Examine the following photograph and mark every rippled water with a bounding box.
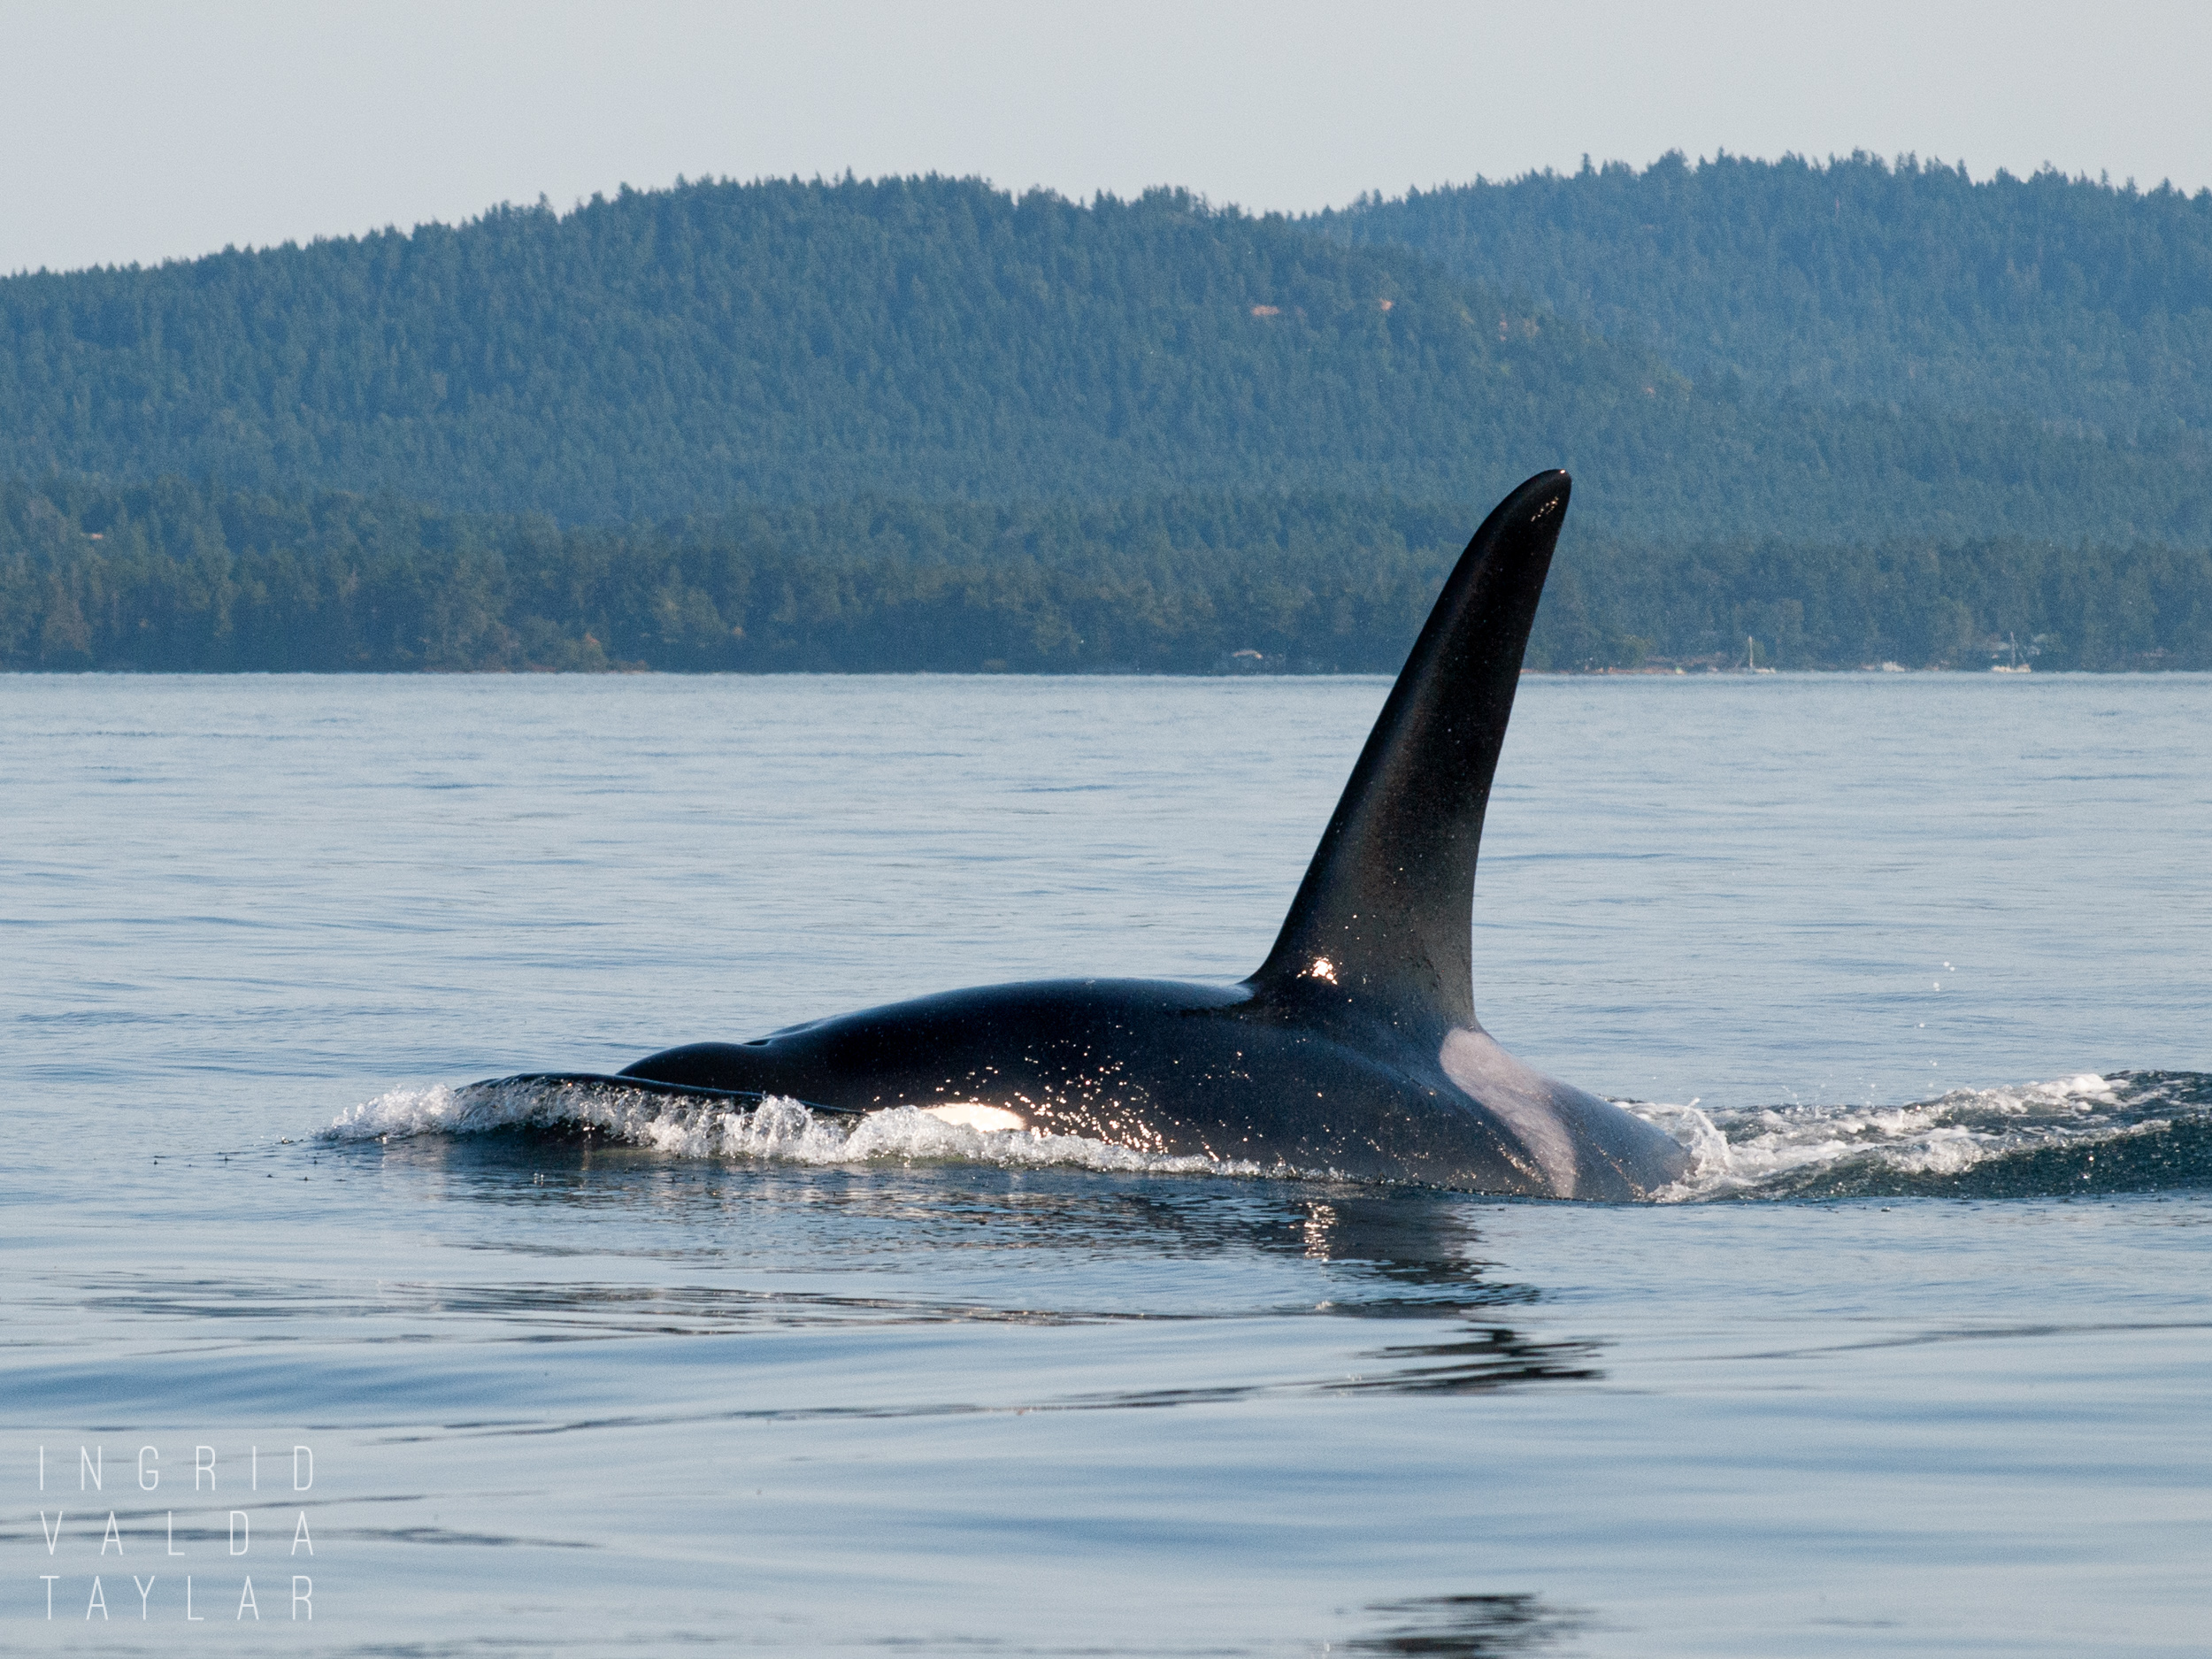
[4,672,2209,1655]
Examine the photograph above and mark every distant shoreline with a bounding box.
[6,664,2203,680]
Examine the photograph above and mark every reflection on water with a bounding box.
[1048,1323,1601,1411]
[1352,1594,1586,1657]
[50,1148,1609,1409]
[380,1133,1527,1282]
[1330,1326,1602,1395]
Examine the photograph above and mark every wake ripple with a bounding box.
[321,1071,2212,1201]
[1629,1071,2212,1201]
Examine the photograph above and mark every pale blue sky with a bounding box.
[4,0,2206,275]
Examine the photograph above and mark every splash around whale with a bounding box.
[473,472,1691,1200]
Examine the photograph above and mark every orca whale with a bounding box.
[485,471,1690,1199]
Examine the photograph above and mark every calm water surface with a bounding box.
[4,672,2208,1655]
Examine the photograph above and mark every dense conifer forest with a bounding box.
[7,476,2202,672]
[3,158,2207,672]
[1317,151,2212,441]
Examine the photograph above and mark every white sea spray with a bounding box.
[323,1079,1265,1178]
[1624,1072,2157,1201]
[325,1071,2192,1201]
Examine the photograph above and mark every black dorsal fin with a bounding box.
[1248,470,1571,1027]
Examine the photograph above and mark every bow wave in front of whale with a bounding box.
[475,471,1691,1200]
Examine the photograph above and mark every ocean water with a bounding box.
[4,671,2208,1655]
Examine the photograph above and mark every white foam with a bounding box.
[1624,1072,2147,1202]
[322,1079,1265,1178]
[324,1072,2172,1201]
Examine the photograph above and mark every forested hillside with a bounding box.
[4,167,2208,671]
[8,476,2202,673]
[2,175,2207,542]
[1319,151,2212,442]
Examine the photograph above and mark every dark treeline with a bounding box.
[1320,151,2212,442]
[7,478,2204,674]
[3,175,2208,542]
